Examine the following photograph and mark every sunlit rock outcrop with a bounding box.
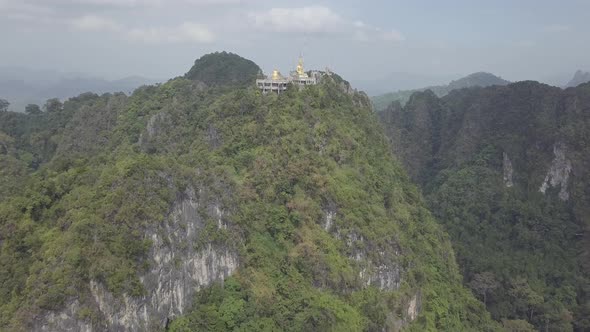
[539,143,572,201]
[34,186,238,332]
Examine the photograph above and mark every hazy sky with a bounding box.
[1,0,589,84]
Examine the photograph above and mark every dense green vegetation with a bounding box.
[184,51,262,86]
[0,99,9,112]
[379,82,590,331]
[371,72,510,111]
[0,53,499,331]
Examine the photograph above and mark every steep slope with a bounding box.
[0,53,498,331]
[0,130,29,200]
[566,70,590,88]
[372,72,510,111]
[379,82,590,331]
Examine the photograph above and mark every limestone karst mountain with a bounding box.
[566,69,590,88]
[378,81,590,331]
[0,53,498,331]
[371,72,510,111]
[184,51,261,87]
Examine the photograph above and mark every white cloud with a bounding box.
[71,15,121,31]
[67,13,214,43]
[67,0,151,5]
[127,22,214,43]
[17,0,248,8]
[353,20,366,28]
[544,24,572,32]
[0,0,55,20]
[4,1,399,45]
[353,30,369,42]
[0,1,48,12]
[381,29,404,42]
[250,6,404,43]
[353,22,404,43]
[250,6,345,33]
[182,0,247,4]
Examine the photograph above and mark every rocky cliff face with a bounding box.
[502,152,514,187]
[378,81,590,330]
[379,82,590,202]
[33,186,239,332]
[321,205,403,293]
[539,143,572,200]
[379,91,442,186]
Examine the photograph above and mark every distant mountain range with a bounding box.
[371,72,510,111]
[566,70,590,88]
[354,72,455,96]
[369,69,590,111]
[0,67,159,112]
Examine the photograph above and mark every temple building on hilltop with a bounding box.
[256,57,318,94]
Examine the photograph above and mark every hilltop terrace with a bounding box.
[256,57,320,94]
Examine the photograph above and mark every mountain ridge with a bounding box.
[378,80,590,331]
[371,72,510,111]
[566,69,590,88]
[0,52,498,331]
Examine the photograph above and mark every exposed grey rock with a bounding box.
[326,209,401,292]
[406,293,421,321]
[503,152,514,187]
[339,81,355,95]
[33,301,93,332]
[324,210,335,231]
[33,186,239,332]
[539,143,572,200]
[321,203,338,232]
[139,111,172,152]
[353,244,401,291]
[206,124,221,149]
[146,111,170,138]
[385,292,422,332]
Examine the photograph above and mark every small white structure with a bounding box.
[256,57,317,94]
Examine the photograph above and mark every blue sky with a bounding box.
[1,0,589,86]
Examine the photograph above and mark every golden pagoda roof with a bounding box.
[296,57,309,78]
[272,69,284,80]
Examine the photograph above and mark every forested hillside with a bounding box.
[379,82,590,331]
[371,72,510,111]
[0,53,497,331]
[184,51,262,86]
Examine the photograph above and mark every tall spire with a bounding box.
[296,55,308,78]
